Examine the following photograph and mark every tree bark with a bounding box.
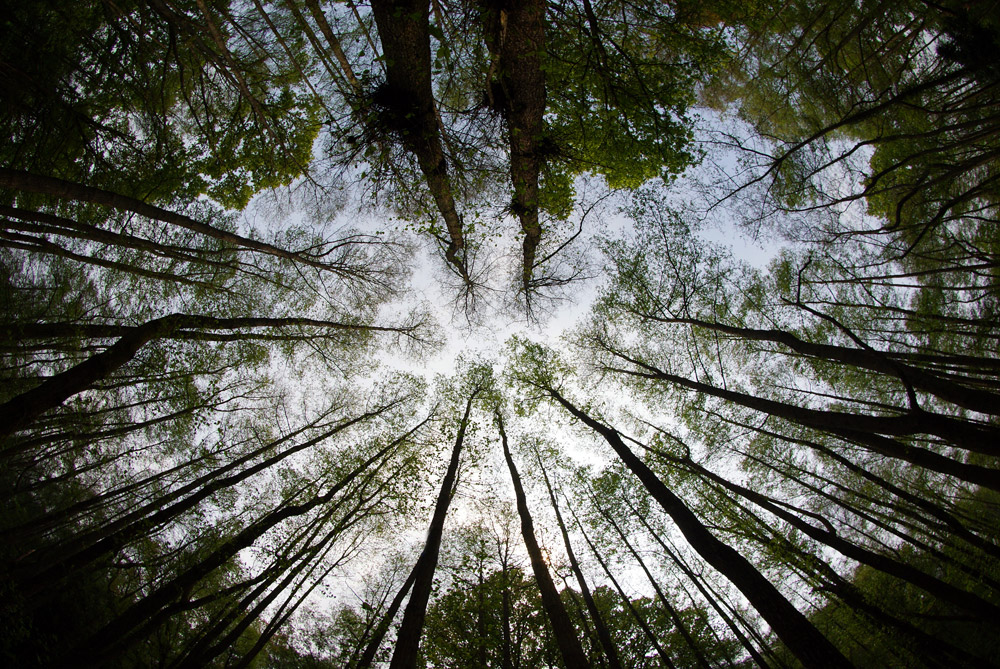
[483,0,547,291]
[368,0,469,283]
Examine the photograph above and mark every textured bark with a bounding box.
[544,387,852,669]
[483,0,547,291]
[369,0,468,282]
[498,412,590,669]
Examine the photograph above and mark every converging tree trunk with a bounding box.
[538,384,852,669]
[389,384,482,668]
[497,411,590,668]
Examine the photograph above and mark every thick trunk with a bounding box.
[545,387,852,669]
[369,0,468,282]
[483,0,547,290]
[498,412,590,668]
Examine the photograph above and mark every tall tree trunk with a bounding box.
[354,562,419,669]
[388,387,480,668]
[653,443,1000,620]
[0,168,355,274]
[543,386,852,669]
[482,0,547,291]
[596,343,1000,490]
[497,411,590,668]
[597,341,1000,457]
[634,314,1000,415]
[368,0,469,283]
[589,491,714,669]
[24,405,414,591]
[567,500,676,669]
[71,436,402,663]
[533,448,623,669]
[0,313,185,440]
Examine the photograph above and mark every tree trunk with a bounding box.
[497,411,590,668]
[0,168,354,274]
[0,313,185,440]
[544,386,852,669]
[388,387,480,668]
[534,448,623,669]
[368,0,469,283]
[567,500,676,669]
[354,562,419,669]
[589,491,714,669]
[482,0,547,291]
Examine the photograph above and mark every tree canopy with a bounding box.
[2,0,999,667]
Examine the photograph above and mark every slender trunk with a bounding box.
[598,348,1000,490]
[501,558,513,669]
[599,345,1000,458]
[388,388,480,668]
[0,313,185,440]
[639,314,1000,415]
[567,501,676,669]
[9,314,413,342]
[589,492,714,669]
[354,562,419,669]
[533,448,623,669]
[543,386,851,669]
[497,412,590,668]
[657,445,1000,620]
[0,168,349,273]
[301,0,363,94]
[621,494,772,668]
[25,406,411,591]
[74,438,399,662]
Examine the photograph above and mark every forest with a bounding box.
[1,0,999,666]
